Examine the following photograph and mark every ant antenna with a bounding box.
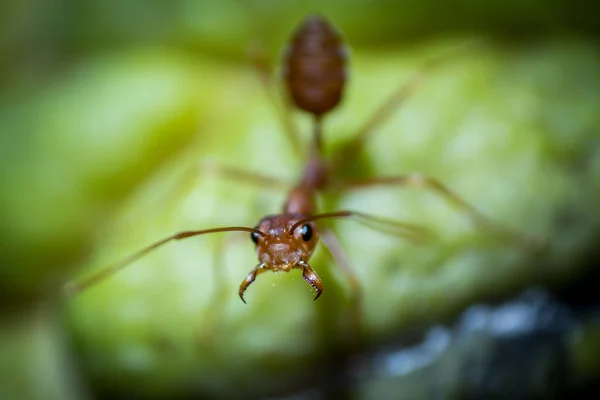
[63,227,264,297]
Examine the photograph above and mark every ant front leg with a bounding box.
[320,229,363,345]
[195,233,246,346]
[330,174,545,251]
[320,229,360,295]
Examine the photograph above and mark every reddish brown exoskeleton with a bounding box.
[65,15,538,304]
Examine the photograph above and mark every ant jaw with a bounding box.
[298,261,324,300]
[238,261,324,303]
[238,263,267,304]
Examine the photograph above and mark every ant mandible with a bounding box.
[65,15,537,304]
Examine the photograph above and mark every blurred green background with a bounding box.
[1,0,599,399]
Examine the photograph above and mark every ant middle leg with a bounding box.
[200,159,290,190]
[329,174,546,251]
[163,153,290,204]
[168,159,290,216]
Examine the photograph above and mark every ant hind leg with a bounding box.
[332,42,481,174]
[247,41,304,160]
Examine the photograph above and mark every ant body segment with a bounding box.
[65,15,538,304]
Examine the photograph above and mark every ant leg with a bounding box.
[196,234,243,345]
[160,160,289,218]
[330,174,545,251]
[292,210,433,244]
[320,229,363,344]
[200,160,290,190]
[247,41,304,159]
[320,229,360,295]
[170,159,289,206]
[331,69,423,173]
[332,44,476,172]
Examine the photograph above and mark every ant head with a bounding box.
[251,214,319,271]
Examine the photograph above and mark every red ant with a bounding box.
[65,15,538,304]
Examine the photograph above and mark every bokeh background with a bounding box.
[1,0,599,399]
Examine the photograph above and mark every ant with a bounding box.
[65,15,539,304]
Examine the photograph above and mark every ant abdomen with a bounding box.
[283,15,347,117]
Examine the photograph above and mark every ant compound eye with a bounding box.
[300,224,313,242]
[251,227,260,245]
